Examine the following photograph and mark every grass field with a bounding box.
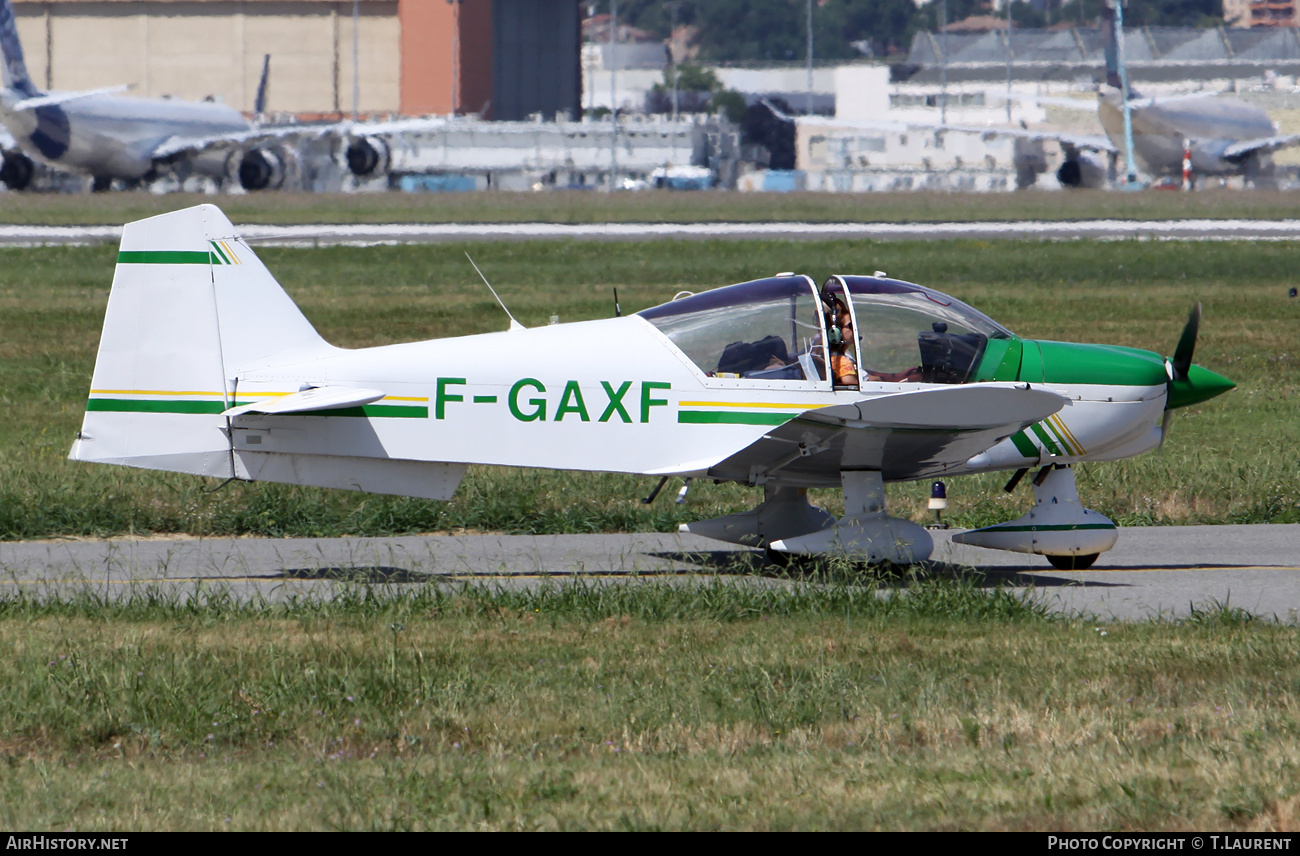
[3,187,1300,226]
[2,205,1299,830]
[1,236,1296,540]
[1,580,1298,831]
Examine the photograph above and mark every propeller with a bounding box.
[1160,302,1202,448]
[1170,302,1201,383]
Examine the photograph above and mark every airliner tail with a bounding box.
[0,0,38,97]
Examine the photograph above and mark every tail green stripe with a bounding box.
[117,251,211,265]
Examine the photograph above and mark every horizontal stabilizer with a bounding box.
[223,386,386,418]
[12,84,131,111]
[1223,133,1300,161]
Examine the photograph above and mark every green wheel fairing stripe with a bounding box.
[116,250,212,265]
[1009,430,1037,458]
[87,399,428,418]
[678,411,799,426]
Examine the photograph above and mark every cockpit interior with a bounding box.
[638,274,1014,391]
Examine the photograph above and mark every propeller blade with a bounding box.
[1159,409,1174,450]
[1170,302,1201,381]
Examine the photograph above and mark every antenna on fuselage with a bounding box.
[464,252,525,332]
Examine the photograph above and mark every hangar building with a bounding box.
[9,0,580,120]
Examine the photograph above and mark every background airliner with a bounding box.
[768,0,1300,190]
[0,0,418,192]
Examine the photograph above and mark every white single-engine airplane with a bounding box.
[70,206,1235,568]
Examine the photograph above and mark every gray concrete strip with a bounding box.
[7,219,1300,246]
[1,524,1296,621]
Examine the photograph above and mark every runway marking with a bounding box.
[15,220,1300,247]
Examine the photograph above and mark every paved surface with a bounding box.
[8,219,1300,246]
[1,525,1296,621]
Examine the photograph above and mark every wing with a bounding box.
[1223,133,1300,161]
[149,116,451,161]
[767,98,1116,154]
[699,383,1068,487]
[805,114,1114,154]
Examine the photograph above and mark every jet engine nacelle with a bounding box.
[0,151,35,190]
[1056,151,1108,189]
[234,147,286,191]
[345,136,390,178]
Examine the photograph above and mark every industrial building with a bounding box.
[9,0,580,120]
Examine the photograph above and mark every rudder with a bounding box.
[70,204,331,478]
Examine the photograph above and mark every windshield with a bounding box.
[836,276,1012,384]
[639,276,827,384]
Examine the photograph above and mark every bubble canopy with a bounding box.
[638,276,826,383]
[638,275,1013,386]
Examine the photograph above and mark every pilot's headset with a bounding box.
[821,295,846,347]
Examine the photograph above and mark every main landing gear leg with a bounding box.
[679,484,835,549]
[952,464,1117,570]
[767,471,933,565]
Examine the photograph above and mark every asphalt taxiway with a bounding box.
[1,524,1296,621]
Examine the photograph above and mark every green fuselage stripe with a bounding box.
[209,242,231,265]
[1029,422,1062,456]
[87,399,427,418]
[678,411,798,426]
[1041,419,1077,456]
[300,404,428,418]
[116,251,211,265]
[1009,430,1037,458]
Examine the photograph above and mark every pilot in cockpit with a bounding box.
[824,297,859,387]
[825,295,922,384]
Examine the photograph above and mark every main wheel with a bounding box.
[1046,553,1099,571]
[765,546,795,568]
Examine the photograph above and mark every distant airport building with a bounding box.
[899,25,1300,84]
[9,0,580,120]
[1224,0,1298,27]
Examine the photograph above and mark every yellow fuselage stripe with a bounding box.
[1050,414,1086,455]
[678,400,827,409]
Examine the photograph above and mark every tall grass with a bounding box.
[0,581,1297,830]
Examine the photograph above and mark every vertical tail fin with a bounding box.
[71,204,331,477]
[0,0,37,96]
[1102,2,1121,89]
[1101,0,1139,97]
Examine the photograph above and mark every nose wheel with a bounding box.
[1046,552,1099,571]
